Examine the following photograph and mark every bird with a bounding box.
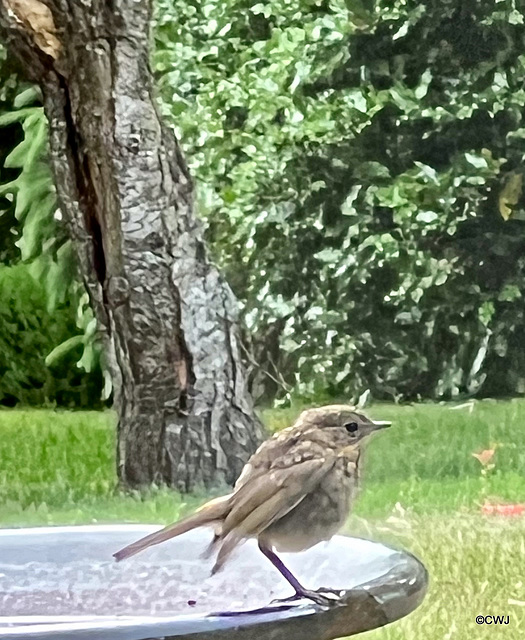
[113,405,391,607]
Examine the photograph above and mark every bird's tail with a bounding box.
[113,494,232,562]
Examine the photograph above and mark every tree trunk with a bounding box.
[0,0,264,491]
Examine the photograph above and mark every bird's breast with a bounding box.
[259,461,358,553]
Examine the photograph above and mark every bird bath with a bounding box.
[0,525,427,639]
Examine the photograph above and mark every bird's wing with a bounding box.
[222,452,336,538]
[233,426,304,490]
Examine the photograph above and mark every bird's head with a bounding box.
[298,404,391,448]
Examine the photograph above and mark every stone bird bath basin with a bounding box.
[0,525,427,639]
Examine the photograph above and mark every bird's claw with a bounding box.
[208,587,345,616]
[271,587,345,607]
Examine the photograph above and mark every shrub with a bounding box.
[0,263,103,407]
[154,0,525,401]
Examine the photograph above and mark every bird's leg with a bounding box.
[258,541,343,607]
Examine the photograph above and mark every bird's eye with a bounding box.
[345,422,359,434]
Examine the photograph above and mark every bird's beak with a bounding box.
[372,420,391,429]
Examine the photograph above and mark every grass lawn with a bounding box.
[1,400,525,638]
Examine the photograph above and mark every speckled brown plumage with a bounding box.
[114,405,390,606]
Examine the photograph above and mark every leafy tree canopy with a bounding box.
[1,0,525,405]
[153,0,525,401]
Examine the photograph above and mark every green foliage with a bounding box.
[153,0,525,401]
[0,93,61,266]
[0,46,23,265]
[0,263,103,407]
[2,2,525,405]
[0,69,106,405]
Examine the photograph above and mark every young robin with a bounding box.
[114,405,390,606]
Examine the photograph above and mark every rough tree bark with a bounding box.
[0,0,264,490]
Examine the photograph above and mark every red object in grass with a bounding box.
[482,503,525,516]
[472,449,496,466]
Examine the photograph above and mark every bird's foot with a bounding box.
[271,586,344,607]
[208,587,344,617]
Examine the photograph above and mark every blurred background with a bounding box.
[2,0,525,409]
[1,0,525,638]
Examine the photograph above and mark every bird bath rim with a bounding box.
[0,524,428,640]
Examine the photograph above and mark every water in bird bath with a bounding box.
[0,525,427,640]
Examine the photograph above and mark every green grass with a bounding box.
[0,408,205,526]
[1,401,525,638]
[357,514,525,639]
